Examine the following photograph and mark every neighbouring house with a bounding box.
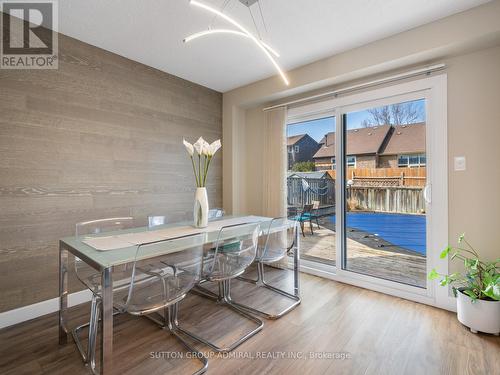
[379,123,426,168]
[313,123,426,170]
[313,125,392,169]
[287,134,320,170]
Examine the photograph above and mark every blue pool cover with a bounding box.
[331,212,426,255]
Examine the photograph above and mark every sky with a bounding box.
[287,99,426,142]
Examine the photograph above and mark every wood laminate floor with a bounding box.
[0,267,498,375]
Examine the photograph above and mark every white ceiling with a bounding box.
[59,0,490,92]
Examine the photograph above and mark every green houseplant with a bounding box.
[429,234,499,335]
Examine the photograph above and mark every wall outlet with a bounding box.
[454,156,466,171]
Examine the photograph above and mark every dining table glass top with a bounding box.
[60,215,293,270]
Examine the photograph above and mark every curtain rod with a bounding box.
[262,63,446,112]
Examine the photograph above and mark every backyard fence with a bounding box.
[287,176,335,207]
[327,167,426,187]
[348,186,425,214]
[287,167,425,213]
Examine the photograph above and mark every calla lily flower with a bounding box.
[202,139,211,156]
[207,139,221,156]
[193,137,205,155]
[183,137,221,188]
[183,139,194,156]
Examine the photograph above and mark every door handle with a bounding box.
[423,184,432,204]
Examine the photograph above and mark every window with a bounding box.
[288,146,293,153]
[329,155,355,169]
[398,153,426,167]
[294,145,300,153]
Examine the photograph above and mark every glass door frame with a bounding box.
[287,74,452,310]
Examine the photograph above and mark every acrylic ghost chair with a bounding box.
[72,217,135,369]
[207,208,225,220]
[79,233,208,375]
[175,222,263,353]
[233,217,301,319]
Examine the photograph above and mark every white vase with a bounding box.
[457,290,500,335]
[194,187,209,228]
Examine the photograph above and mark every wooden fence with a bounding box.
[348,186,425,214]
[327,167,426,187]
[287,167,425,213]
[287,177,335,207]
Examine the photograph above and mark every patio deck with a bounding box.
[300,223,427,288]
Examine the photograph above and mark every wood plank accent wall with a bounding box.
[0,26,222,312]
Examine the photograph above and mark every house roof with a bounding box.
[287,134,306,146]
[313,125,392,159]
[380,123,426,155]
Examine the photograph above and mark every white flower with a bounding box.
[202,139,211,156]
[207,139,222,156]
[193,137,206,155]
[183,139,194,156]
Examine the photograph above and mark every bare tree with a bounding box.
[361,102,424,127]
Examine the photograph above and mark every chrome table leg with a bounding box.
[59,242,68,345]
[100,267,113,374]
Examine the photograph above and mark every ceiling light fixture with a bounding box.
[185,0,289,85]
[183,29,280,57]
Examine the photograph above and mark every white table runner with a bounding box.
[82,216,266,251]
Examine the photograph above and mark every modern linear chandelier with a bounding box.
[184,0,289,85]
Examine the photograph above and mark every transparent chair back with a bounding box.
[258,217,297,263]
[75,217,134,291]
[148,211,193,228]
[148,215,167,228]
[208,208,225,220]
[116,233,205,315]
[205,223,260,281]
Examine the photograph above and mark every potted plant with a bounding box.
[429,234,499,335]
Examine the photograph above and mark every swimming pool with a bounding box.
[330,212,426,255]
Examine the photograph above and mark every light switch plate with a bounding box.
[454,156,466,171]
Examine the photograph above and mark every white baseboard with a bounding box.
[0,289,92,330]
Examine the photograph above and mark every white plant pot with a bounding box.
[193,187,209,228]
[456,290,500,335]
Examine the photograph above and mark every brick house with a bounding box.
[287,134,320,170]
[313,123,425,170]
[378,123,426,168]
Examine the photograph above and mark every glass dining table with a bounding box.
[58,215,300,374]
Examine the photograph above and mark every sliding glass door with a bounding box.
[286,75,448,305]
[342,98,427,288]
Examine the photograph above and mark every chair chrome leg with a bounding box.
[236,263,261,285]
[71,296,119,374]
[191,284,219,301]
[166,303,208,375]
[231,262,301,320]
[236,274,259,284]
[71,294,101,364]
[176,279,264,353]
[87,298,101,375]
